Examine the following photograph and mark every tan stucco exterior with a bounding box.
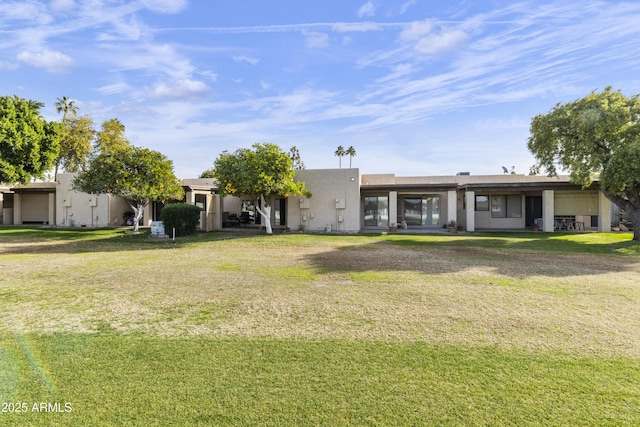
[3,169,616,234]
[356,173,610,232]
[288,168,361,232]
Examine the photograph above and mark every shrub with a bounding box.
[160,203,202,236]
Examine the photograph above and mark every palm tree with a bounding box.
[346,146,356,168]
[335,145,345,168]
[55,96,77,121]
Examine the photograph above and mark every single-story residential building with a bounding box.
[284,169,612,233]
[2,169,618,234]
[4,174,217,229]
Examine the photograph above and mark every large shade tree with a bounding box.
[211,143,310,234]
[56,115,95,174]
[74,132,184,232]
[96,118,130,154]
[54,96,94,175]
[0,95,62,184]
[528,87,640,240]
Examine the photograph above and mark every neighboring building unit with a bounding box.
[3,169,614,234]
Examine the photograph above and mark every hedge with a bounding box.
[160,203,202,236]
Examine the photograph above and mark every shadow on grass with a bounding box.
[386,231,640,256]
[0,226,265,255]
[302,234,640,278]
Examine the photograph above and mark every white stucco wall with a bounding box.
[289,168,361,232]
[56,173,151,228]
[56,174,110,227]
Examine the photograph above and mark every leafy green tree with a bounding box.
[346,145,356,168]
[212,143,310,234]
[199,167,215,179]
[334,145,345,168]
[74,144,184,233]
[54,96,94,175]
[56,115,95,174]
[95,118,129,154]
[0,95,62,184]
[528,87,640,240]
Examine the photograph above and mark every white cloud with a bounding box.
[376,63,415,83]
[95,13,147,41]
[357,1,376,18]
[400,0,416,15]
[303,31,329,48]
[17,49,75,72]
[0,61,19,71]
[414,28,468,55]
[50,0,76,12]
[200,70,219,82]
[105,43,196,80]
[95,82,132,95]
[0,2,50,23]
[141,0,188,14]
[399,20,434,42]
[332,22,381,32]
[473,117,529,131]
[397,20,468,56]
[148,79,212,100]
[233,54,259,65]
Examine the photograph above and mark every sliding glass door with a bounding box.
[364,196,389,227]
[403,196,440,226]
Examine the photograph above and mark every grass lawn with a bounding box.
[1,227,639,425]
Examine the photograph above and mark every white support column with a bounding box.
[14,193,22,225]
[447,190,457,225]
[542,190,555,232]
[389,191,398,227]
[465,190,475,232]
[185,190,195,205]
[211,194,222,230]
[48,193,55,225]
[598,191,611,232]
[144,204,152,226]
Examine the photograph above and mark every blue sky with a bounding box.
[2,0,640,179]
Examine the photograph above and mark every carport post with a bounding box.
[465,191,475,232]
[542,190,554,232]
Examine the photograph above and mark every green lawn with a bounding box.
[1,227,639,426]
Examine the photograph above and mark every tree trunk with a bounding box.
[604,192,640,241]
[630,209,640,241]
[256,195,272,235]
[130,203,145,233]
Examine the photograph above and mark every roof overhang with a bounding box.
[10,182,57,193]
[361,183,459,193]
[458,181,598,192]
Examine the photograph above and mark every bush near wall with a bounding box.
[160,203,202,236]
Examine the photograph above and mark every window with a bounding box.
[491,195,521,218]
[475,195,489,211]
[195,194,206,210]
[491,195,505,218]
